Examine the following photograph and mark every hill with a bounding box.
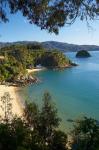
[0,41,99,52]
[42,41,99,52]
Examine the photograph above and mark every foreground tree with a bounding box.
[0,92,67,150]
[0,92,99,150]
[24,92,62,146]
[1,0,99,34]
[39,92,60,138]
[23,92,67,149]
[24,101,39,129]
[72,117,99,150]
[0,92,13,122]
[0,117,31,150]
[50,130,67,150]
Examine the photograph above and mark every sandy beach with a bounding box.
[0,68,45,119]
[0,85,24,118]
[27,67,46,74]
[0,67,71,119]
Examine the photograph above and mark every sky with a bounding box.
[0,12,99,45]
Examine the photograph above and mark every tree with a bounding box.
[24,92,61,136]
[0,117,32,150]
[41,51,71,68]
[11,117,31,150]
[0,92,13,122]
[50,130,67,150]
[71,117,99,150]
[39,92,61,143]
[0,0,99,34]
[24,101,39,129]
[0,92,68,150]
[23,92,62,148]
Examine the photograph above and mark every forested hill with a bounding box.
[0,41,99,52]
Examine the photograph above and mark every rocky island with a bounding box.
[76,50,91,58]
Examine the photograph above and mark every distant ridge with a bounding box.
[42,41,99,52]
[0,41,99,52]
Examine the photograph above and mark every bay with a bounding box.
[22,51,99,132]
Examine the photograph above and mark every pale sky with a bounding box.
[0,12,99,45]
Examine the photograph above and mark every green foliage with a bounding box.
[23,92,66,149]
[24,101,39,129]
[50,130,67,150]
[76,50,91,58]
[72,117,99,150]
[0,1,99,34]
[27,43,43,50]
[0,92,99,150]
[41,51,71,68]
[39,92,61,139]
[24,92,61,142]
[0,92,67,150]
[0,45,72,82]
[0,54,26,82]
[0,117,31,150]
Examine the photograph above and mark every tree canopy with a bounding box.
[0,92,99,150]
[72,117,99,150]
[0,92,67,150]
[0,0,99,34]
[0,45,73,82]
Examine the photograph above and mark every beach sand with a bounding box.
[0,85,24,118]
[27,68,46,74]
[0,68,45,119]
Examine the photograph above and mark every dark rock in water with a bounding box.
[70,62,78,66]
[67,119,74,123]
[76,50,91,58]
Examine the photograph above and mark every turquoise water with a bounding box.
[23,51,99,132]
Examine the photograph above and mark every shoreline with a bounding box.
[0,66,75,119]
[27,67,46,74]
[0,68,45,118]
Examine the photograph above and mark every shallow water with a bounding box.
[22,51,99,132]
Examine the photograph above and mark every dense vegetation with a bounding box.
[72,117,99,150]
[0,44,73,82]
[0,92,99,150]
[76,50,91,58]
[0,92,67,150]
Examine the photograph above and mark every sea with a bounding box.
[22,51,99,132]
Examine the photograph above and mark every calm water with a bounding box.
[23,51,99,132]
